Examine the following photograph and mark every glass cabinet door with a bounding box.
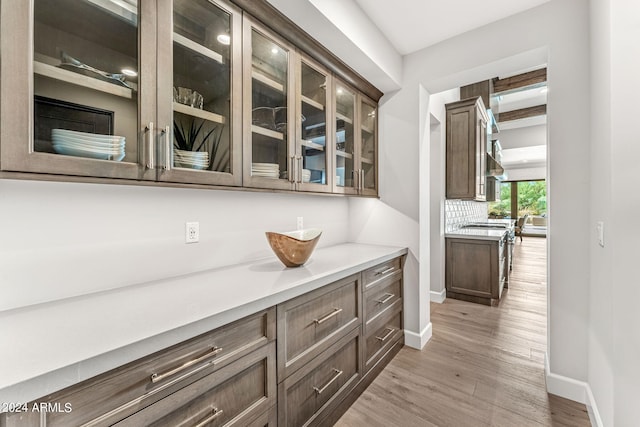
[243,19,295,190]
[296,58,332,192]
[359,96,378,195]
[156,0,242,186]
[1,0,155,181]
[333,81,357,194]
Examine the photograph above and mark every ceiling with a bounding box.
[353,0,551,55]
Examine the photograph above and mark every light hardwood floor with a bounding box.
[336,236,591,426]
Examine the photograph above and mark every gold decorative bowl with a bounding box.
[265,228,322,268]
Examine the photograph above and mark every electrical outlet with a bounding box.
[185,222,199,244]
[297,217,304,230]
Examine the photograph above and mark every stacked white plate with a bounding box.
[51,129,125,161]
[302,169,311,183]
[252,162,279,179]
[174,149,209,170]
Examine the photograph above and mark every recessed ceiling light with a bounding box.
[271,47,278,54]
[121,68,137,77]
[217,34,231,45]
[337,88,344,94]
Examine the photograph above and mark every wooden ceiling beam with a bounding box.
[493,68,547,94]
[498,105,547,122]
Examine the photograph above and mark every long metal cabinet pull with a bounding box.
[298,156,303,183]
[192,407,224,427]
[375,293,395,305]
[313,307,343,325]
[289,155,295,183]
[376,327,395,342]
[163,125,171,170]
[145,122,154,169]
[313,369,343,395]
[150,346,223,384]
[375,267,395,276]
[360,169,365,191]
[353,170,359,190]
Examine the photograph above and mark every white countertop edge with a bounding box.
[0,242,407,404]
[445,230,508,241]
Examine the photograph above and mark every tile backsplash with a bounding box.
[445,200,488,232]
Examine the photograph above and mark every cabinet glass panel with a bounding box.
[33,0,139,163]
[250,30,289,181]
[173,0,231,173]
[300,62,327,185]
[335,85,355,188]
[360,101,376,190]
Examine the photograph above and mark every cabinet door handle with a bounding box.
[376,327,396,342]
[360,169,365,191]
[145,122,154,169]
[313,368,343,395]
[375,267,395,276]
[191,407,224,427]
[375,293,395,304]
[353,169,359,190]
[313,307,342,325]
[163,125,171,171]
[298,156,303,183]
[289,155,295,183]
[150,346,223,384]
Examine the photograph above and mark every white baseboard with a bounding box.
[404,322,432,350]
[430,289,446,303]
[544,353,603,427]
[585,384,604,427]
[544,353,588,404]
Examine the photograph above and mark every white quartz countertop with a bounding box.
[446,228,509,241]
[0,242,407,404]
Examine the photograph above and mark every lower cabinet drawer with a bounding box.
[277,274,361,382]
[115,343,276,427]
[363,274,402,325]
[278,328,361,427]
[364,300,403,373]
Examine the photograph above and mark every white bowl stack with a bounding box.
[302,168,311,183]
[252,162,280,179]
[51,129,125,161]
[173,149,209,170]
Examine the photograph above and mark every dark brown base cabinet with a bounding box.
[1,256,405,427]
[445,237,508,306]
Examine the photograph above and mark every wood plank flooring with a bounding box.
[336,237,591,427]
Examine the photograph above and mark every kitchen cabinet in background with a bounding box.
[445,236,508,306]
[445,97,488,201]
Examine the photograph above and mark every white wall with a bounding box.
[608,1,640,426]
[385,0,591,392]
[0,180,349,311]
[588,0,614,424]
[498,124,546,149]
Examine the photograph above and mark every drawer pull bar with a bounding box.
[375,267,395,276]
[150,346,223,384]
[192,407,224,427]
[375,293,395,304]
[313,369,343,395]
[376,327,396,342]
[313,308,343,325]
